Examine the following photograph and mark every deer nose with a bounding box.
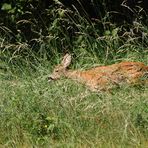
[48,76,54,82]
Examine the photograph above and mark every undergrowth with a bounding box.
[0,62,148,147]
[0,5,148,148]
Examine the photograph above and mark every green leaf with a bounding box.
[112,28,118,37]
[1,3,12,11]
[104,30,111,36]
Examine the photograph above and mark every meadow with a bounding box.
[1,36,148,147]
[0,1,148,147]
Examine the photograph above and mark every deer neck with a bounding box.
[64,70,83,81]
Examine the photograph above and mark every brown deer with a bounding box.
[48,54,148,92]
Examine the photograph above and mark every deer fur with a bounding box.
[48,54,148,91]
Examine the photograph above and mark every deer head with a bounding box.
[48,54,72,81]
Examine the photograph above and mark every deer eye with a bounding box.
[55,69,59,72]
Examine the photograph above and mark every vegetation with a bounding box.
[0,0,148,147]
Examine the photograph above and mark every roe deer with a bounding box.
[48,54,148,91]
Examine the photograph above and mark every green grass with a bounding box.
[0,51,148,147]
[0,12,148,147]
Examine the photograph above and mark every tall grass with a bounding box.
[0,6,148,147]
[0,62,148,147]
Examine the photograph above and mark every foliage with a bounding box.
[0,57,148,147]
[0,0,148,56]
[0,1,148,147]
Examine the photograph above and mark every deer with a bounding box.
[48,54,148,92]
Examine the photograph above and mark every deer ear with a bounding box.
[61,54,72,68]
